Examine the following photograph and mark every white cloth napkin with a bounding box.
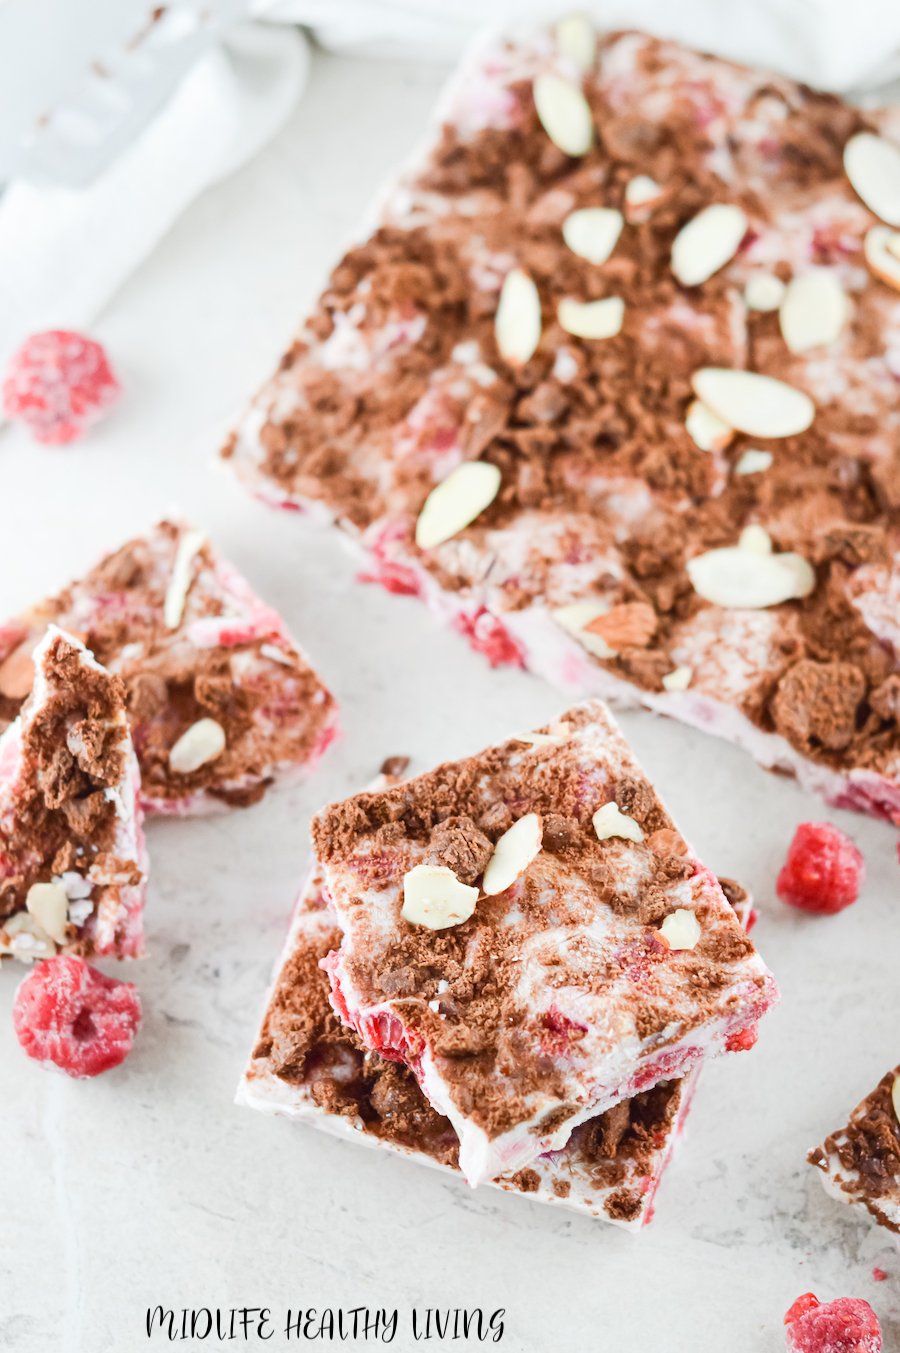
[0,23,308,376]
[290,0,900,92]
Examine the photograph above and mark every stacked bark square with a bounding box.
[242,704,776,1228]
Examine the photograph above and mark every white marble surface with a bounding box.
[2,46,899,1353]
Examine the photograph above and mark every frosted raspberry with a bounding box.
[776,822,864,915]
[13,956,141,1078]
[3,330,120,445]
[784,1294,881,1353]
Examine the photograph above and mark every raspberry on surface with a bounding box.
[785,1294,821,1325]
[784,1295,881,1353]
[13,955,141,1078]
[776,822,865,915]
[2,330,120,445]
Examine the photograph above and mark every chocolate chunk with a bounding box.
[542,813,581,851]
[772,659,866,753]
[428,815,493,883]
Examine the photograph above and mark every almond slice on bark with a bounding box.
[555,13,596,72]
[26,881,69,944]
[671,204,747,287]
[164,529,207,629]
[779,271,847,353]
[892,1074,900,1124]
[562,207,623,265]
[584,601,656,649]
[169,717,226,774]
[744,273,785,312]
[692,368,814,439]
[482,813,543,896]
[662,665,692,692]
[553,600,616,658]
[734,448,773,476]
[686,399,733,452]
[402,864,478,930]
[533,73,594,156]
[494,267,542,364]
[687,543,815,609]
[864,226,900,293]
[624,174,664,220]
[658,908,701,951]
[415,460,501,549]
[593,801,644,844]
[844,132,900,226]
[738,524,773,556]
[1,911,56,960]
[557,296,624,339]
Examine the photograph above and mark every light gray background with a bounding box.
[2,48,899,1353]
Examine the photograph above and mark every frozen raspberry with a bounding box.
[786,1295,823,1325]
[784,1294,881,1353]
[776,822,864,915]
[13,956,141,1078]
[3,330,120,445]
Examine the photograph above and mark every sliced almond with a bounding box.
[671,204,747,287]
[593,801,644,844]
[686,399,733,453]
[558,296,624,340]
[687,543,816,609]
[515,721,572,749]
[658,908,701,951]
[0,640,36,699]
[692,368,814,439]
[624,174,664,220]
[401,864,478,930]
[738,524,773,556]
[734,448,773,476]
[744,273,786,313]
[26,881,69,944]
[553,600,616,659]
[863,225,900,293]
[585,601,656,650]
[779,271,847,353]
[164,529,207,630]
[169,717,226,774]
[661,665,692,692]
[415,460,501,550]
[775,552,817,598]
[562,207,623,265]
[533,73,594,157]
[482,813,543,896]
[555,13,596,71]
[1,911,56,960]
[892,1073,900,1125]
[494,268,542,364]
[844,132,900,227]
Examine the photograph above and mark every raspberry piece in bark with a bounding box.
[776,822,865,914]
[784,1294,881,1353]
[0,627,147,961]
[2,330,120,445]
[13,955,142,1078]
[0,520,338,815]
